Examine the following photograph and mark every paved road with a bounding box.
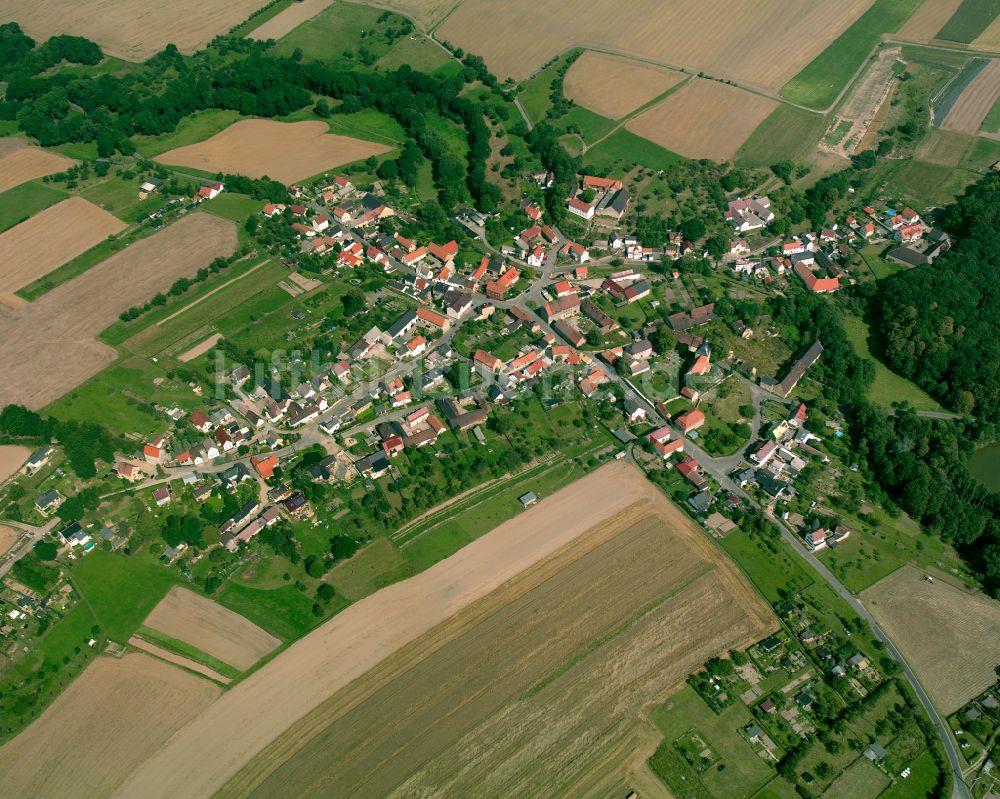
[0,518,60,579]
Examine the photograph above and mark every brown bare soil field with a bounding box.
[156,120,392,184]
[897,0,965,42]
[0,445,30,482]
[0,138,28,158]
[627,79,777,160]
[128,636,232,684]
[973,15,1000,50]
[0,146,75,193]
[563,52,686,119]
[248,0,334,40]
[0,0,270,61]
[0,213,237,409]
[112,463,773,799]
[941,59,1000,133]
[863,566,1000,714]
[0,197,125,295]
[177,333,223,363]
[0,525,19,557]
[437,0,872,87]
[0,653,219,799]
[143,586,280,671]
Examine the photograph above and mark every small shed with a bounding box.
[519,492,539,509]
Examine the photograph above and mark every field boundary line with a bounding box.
[156,258,272,326]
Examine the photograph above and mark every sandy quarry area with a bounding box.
[627,79,777,160]
[0,444,30,483]
[143,586,280,671]
[864,566,1000,714]
[820,47,901,158]
[563,52,686,119]
[437,0,872,88]
[156,120,392,185]
[0,653,220,799]
[0,197,126,295]
[111,463,772,799]
[941,59,1000,134]
[0,0,270,61]
[897,0,964,43]
[0,213,237,409]
[0,141,75,193]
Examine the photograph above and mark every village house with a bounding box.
[675,409,706,434]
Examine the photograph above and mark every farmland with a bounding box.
[897,0,966,42]
[155,120,392,184]
[0,213,237,409]
[0,445,30,483]
[863,566,1000,714]
[736,105,829,166]
[626,80,777,161]
[0,0,270,60]
[936,0,1000,44]
[0,653,220,799]
[0,198,125,295]
[437,0,872,89]
[973,12,1000,49]
[940,59,1000,133]
[563,52,686,119]
[0,141,75,193]
[142,586,280,671]
[110,463,773,799]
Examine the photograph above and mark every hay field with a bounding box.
[563,52,686,119]
[155,120,392,184]
[112,463,773,799]
[940,59,1000,133]
[437,0,872,87]
[143,586,280,671]
[0,653,219,799]
[0,144,75,193]
[0,198,125,295]
[0,445,30,482]
[863,566,1000,714]
[626,79,777,160]
[897,0,965,41]
[0,0,270,61]
[0,213,237,409]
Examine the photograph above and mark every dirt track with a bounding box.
[112,463,772,799]
[0,653,219,799]
[0,144,75,193]
[143,586,280,671]
[0,213,237,409]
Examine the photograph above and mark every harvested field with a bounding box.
[0,0,270,61]
[248,0,334,40]
[0,213,237,409]
[973,13,1000,49]
[0,445,30,482]
[941,59,1000,133]
[128,636,232,684]
[155,120,392,185]
[0,198,125,294]
[863,566,1000,714]
[626,79,777,160]
[563,52,686,119]
[897,0,965,42]
[0,525,18,557]
[437,0,872,88]
[821,47,901,157]
[0,143,75,193]
[0,653,219,799]
[112,463,773,799]
[143,586,280,671]
[177,333,222,363]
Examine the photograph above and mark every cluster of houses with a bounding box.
[565,175,630,222]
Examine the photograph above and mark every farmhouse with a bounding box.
[567,197,595,220]
[676,409,706,434]
[794,262,840,294]
[767,340,823,399]
[725,197,774,232]
[486,267,520,300]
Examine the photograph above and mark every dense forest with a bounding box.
[874,174,1000,421]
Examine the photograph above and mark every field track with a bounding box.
[0,142,75,193]
[0,0,270,60]
[563,52,685,119]
[940,58,1000,132]
[111,463,773,799]
[0,213,237,409]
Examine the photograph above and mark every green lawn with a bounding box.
[131,110,243,158]
[376,35,451,72]
[326,108,407,145]
[584,128,685,172]
[780,0,924,108]
[936,0,1000,43]
[736,105,829,167]
[562,105,617,142]
[719,530,815,603]
[77,174,162,221]
[215,582,319,641]
[960,135,1000,170]
[272,1,387,62]
[0,181,68,232]
[824,756,890,799]
[201,192,262,223]
[327,537,415,601]
[886,159,977,208]
[519,51,579,122]
[841,313,944,412]
[70,551,181,642]
[878,749,940,799]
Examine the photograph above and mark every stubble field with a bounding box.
[863,566,1000,714]
[109,463,773,799]
[940,59,1000,133]
[142,586,280,671]
[973,14,1000,49]
[155,120,393,184]
[436,0,872,87]
[0,653,220,799]
[626,79,778,160]
[0,198,125,295]
[0,213,237,409]
[0,0,270,61]
[0,141,75,193]
[897,0,966,41]
[563,52,686,119]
